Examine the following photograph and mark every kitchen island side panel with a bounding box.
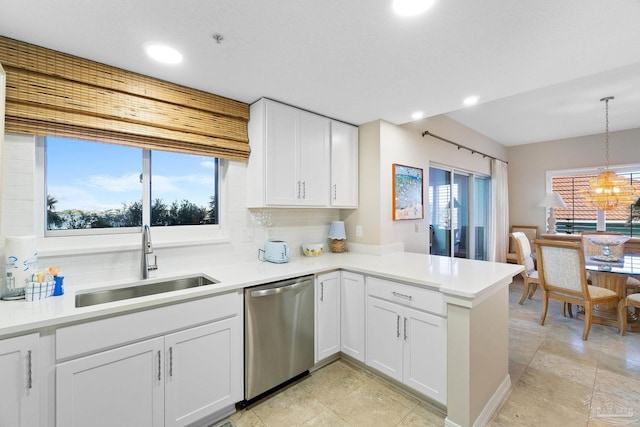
[446,286,510,427]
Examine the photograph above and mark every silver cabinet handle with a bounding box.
[333,184,337,200]
[250,280,311,297]
[396,315,401,338]
[303,181,306,199]
[27,350,33,390]
[169,347,173,378]
[320,283,324,302]
[297,181,301,199]
[404,317,408,341]
[392,291,413,300]
[157,350,161,381]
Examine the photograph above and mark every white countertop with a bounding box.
[0,252,523,338]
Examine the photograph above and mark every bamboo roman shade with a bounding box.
[0,36,250,161]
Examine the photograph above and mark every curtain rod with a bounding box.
[421,130,507,164]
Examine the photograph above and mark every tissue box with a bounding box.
[25,281,55,302]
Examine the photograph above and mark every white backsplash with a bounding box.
[1,133,341,289]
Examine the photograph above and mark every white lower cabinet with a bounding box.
[315,271,341,362]
[340,271,365,361]
[56,292,243,427]
[57,337,165,427]
[0,333,39,427]
[165,318,242,426]
[366,278,447,405]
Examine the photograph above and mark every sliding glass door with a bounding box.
[429,168,451,256]
[429,166,490,260]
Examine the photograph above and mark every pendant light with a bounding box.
[581,97,639,211]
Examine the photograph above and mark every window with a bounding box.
[550,168,640,236]
[45,137,219,234]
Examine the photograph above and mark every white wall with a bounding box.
[0,133,340,291]
[507,127,640,232]
[345,115,506,254]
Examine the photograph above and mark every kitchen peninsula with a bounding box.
[0,251,522,427]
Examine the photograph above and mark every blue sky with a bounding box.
[46,137,215,211]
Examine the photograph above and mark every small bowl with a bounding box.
[301,242,323,257]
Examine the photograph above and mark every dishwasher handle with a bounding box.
[250,280,311,297]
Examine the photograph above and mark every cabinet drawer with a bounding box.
[367,277,445,316]
[56,291,242,361]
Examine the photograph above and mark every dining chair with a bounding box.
[510,232,541,305]
[507,225,539,264]
[619,293,640,335]
[535,239,620,340]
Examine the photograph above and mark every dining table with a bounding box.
[584,253,640,332]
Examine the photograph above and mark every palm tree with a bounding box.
[47,195,64,229]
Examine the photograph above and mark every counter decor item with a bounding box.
[301,242,323,257]
[328,221,346,253]
[3,235,38,300]
[25,280,55,302]
[582,234,630,262]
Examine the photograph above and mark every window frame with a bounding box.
[35,137,228,253]
[545,163,640,233]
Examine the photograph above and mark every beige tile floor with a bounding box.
[223,276,640,427]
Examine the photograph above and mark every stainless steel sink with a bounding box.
[75,275,220,308]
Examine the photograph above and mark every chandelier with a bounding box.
[581,96,639,211]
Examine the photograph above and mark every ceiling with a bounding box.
[1,0,640,147]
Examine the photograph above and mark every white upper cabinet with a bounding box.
[330,121,359,208]
[247,98,358,208]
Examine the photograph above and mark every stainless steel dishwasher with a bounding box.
[244,275,314,402]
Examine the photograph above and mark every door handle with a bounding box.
[250,280,311,297]
[396,314,401,338]
[320,283,324,302]
[404,317,408,341]
[27,350,33,390]
[169,347,174,378]
[157,350,161,381]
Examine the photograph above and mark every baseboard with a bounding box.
[444,374,511,427]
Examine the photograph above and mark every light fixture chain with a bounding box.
[605,97,610,168]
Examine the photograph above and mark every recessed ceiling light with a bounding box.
[463,96,480,106]
[144,43,183,65]
[411,111,424,120]
[392,0,436,16]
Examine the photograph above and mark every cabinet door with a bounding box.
[365,296,403,381]
[165,316,242,427]
[57,337,164,427]
[299,111,330,206]
[340,271,365,361]
[0,334,38,427]
[315,272,340,362]
[330,121,359,207]
[403,308,447,405]
[265,100,300,205]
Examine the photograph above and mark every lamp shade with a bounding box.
[538,193,566,208]
[328,221,346,240]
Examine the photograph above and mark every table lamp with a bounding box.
[538,193,566,234]
[328,221,347,253]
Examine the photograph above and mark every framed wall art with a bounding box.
[393,164,424,220]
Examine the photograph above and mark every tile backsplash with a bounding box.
[1,133,340,289]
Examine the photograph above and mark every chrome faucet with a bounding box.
[141,224,158,279]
